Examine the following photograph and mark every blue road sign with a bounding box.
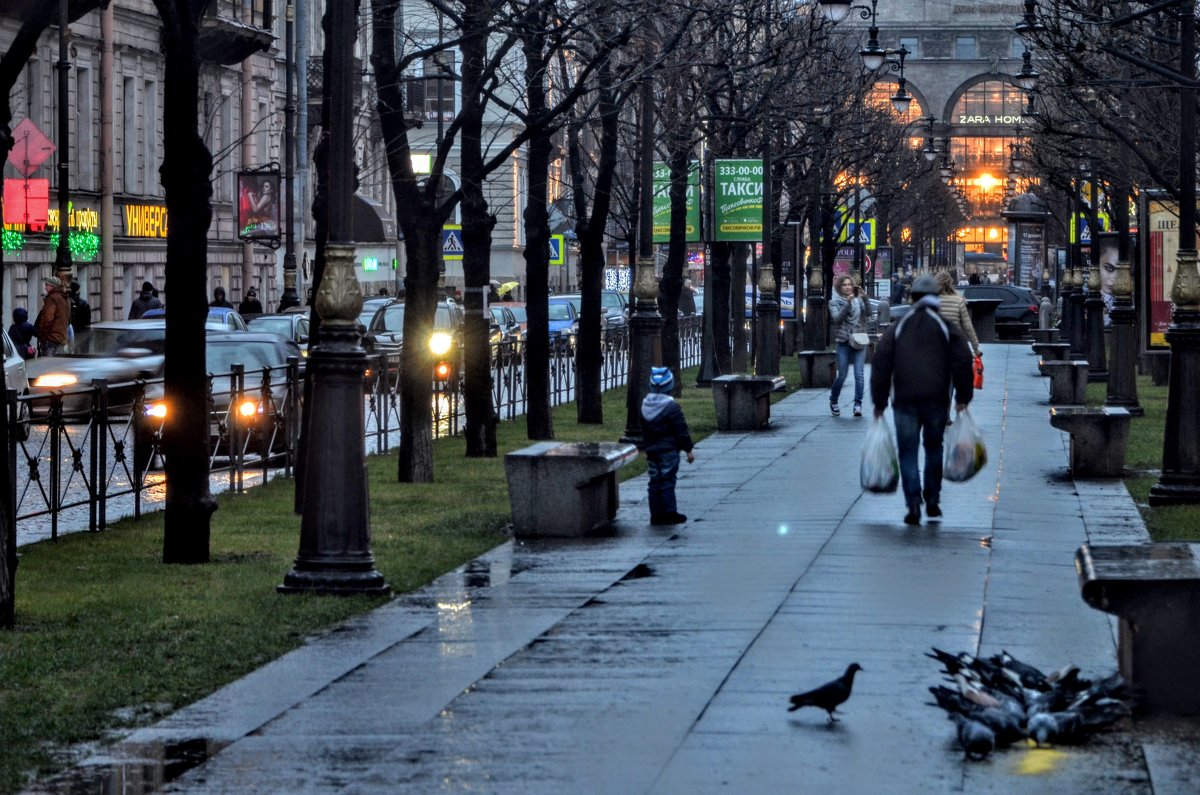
[442,225,464,260]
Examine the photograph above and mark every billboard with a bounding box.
[238,170,281,245]
[652,161,701,243]
[714,159,763,242]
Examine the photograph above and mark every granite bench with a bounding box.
[713,374,785,431]
[796,351,838,389]
[1076,542,1200,715]
[996,321,1031,341]
[504,441,638,538]
[1049,406,1131,477]
[1042,359,1088,403]
[1034,342,1071,375]
[1030,328,1060,345]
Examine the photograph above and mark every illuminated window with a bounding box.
[953,80,1027,121]
[865,83,925,124]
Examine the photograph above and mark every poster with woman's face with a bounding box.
[238,172,281,242]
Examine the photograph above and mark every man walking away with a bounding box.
[34,276,71,357]
[69,281,92,334]
[870,275,974,526]
[129,281,163,319]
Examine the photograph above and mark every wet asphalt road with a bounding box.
[36,343,1200,793]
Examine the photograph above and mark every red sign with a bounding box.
[3,178,50,228]
[6,119,55,178]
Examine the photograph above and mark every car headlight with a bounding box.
[145,401,168,419]
[33,373,78,388]
[238,399,260,418]
[429,331,453,356]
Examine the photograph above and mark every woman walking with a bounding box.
[829,275,870,417]
[935,272,982,359]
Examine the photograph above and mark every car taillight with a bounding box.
[434,361,452,381]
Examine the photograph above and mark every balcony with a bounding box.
[198,0,275,65]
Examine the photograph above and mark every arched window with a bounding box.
[865,83,925,125]
[952,80,1026,124]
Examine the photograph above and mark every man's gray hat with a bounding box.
[909,275,940,298]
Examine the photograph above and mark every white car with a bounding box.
[2,326,30,397]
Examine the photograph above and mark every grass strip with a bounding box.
[0,357,800,792]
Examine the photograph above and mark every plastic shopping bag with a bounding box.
[974,354,984,389]
[944,407,987,482]
[861,417,900,493]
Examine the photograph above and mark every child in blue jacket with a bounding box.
[640,367,695,525]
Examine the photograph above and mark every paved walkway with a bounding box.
[42,344,1200,793]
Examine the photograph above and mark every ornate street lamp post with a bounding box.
[280,0,388,595]
[53,0,72,282]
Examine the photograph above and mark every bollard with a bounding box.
[1039,297,1053,330]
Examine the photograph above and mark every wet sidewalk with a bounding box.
[48,344,1199,793]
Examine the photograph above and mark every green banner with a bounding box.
[714,159,763,242]
[652,162,701,243]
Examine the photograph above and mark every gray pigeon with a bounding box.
[788,663,862,721]
[951,713,996,760]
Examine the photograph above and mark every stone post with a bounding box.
[1085,260,1108,382]
[1150,249,1200,505]
[755,267,780,376]
[1106,258,1142,415]
[622,258,662,444]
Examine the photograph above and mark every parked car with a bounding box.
[27,319,167,415]
[744,287,797,320]
[247,312,310,347]
[2,327,30,430]
[491,301,527,337]
[362,298,465,357]
[961,284,1040,325]
[546,296,581,349]
[140,332,303,466]
[206,306,248,331]
[552,293,623,334]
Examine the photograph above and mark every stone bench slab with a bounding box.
[1042,359,1088,403]
[713,374,785,431]
[1030,328,1061,345]
[1076,542,1200,715]
[796,351,837,389]
[1049,406,1131,477]
[505,441,638,538]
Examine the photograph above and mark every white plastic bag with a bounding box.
[944,407,987,482]
[861,417,900,493]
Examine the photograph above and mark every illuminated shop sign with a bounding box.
[122,203,169,237]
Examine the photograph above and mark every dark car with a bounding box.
[961,284,1040,325]
[555,292,627,330]
[362,298,465,359]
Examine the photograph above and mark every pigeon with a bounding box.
[788,663,862,721]
[951,713,996,760]
[928,686,1025,747]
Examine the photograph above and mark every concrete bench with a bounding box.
[1049,406,1131,477]
[1034,342,1071,375]
[1042,360,1088,403]
[713,374,785,431]
[796,351,837,389]
[505,441,638,538]
[996,321,1031,341]
[1030,328,1060,345]
[1076,542,1200,715]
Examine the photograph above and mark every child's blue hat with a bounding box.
[649,367,674,392]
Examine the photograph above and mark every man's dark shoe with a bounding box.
[904,507,921,526]
[650,514,672,525]
[668,512,688,524]
[926,503,943,521]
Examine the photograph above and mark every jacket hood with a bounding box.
[641,392,674,423]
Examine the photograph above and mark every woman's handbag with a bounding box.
[849,332,870,350]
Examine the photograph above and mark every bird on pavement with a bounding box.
[951,713,996,760]
[788,663,862,722]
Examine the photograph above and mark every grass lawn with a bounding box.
[0,357,800,793]
[1085,373,1200,542]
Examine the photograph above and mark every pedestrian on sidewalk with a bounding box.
[829,274,870,417]
[128,281,162,319]
[34,276,71,357]
[935,271,981,359]
[641,366,695,525]
[870,275,974,526]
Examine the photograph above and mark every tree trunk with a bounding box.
[522,18,554,442]
[711,241,732,376]
[730,243,748,372]
[658,143,690,391]
[459,39,497,456]
[158,0,216,563]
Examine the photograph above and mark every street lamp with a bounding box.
[53,0,72,282]
[921,116,939,162]
[1013,50,1040,92]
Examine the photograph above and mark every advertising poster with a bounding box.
[1015,222,1045,290]
[714,159,763,242]
[1142,196,1195,347]
[238,171,281,244]
[652,161,701,243]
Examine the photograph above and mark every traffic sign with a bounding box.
[840,220,876,248]
[6,119,55,178]
[1070,212,1109,244]
[442,224,463,260]
[549,234,565,266]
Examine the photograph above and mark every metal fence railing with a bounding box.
[10,317,705,540]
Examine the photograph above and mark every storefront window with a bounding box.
[953,80,1027,123]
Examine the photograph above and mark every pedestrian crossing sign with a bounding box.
[549,234,565,266]
[839,220,876,248]
[442,224,464,260]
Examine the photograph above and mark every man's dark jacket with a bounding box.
[640,393,695,459]
[870,299,974,410]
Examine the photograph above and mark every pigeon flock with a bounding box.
[925,648,1137,760]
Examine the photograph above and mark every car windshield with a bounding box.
[507,306,527,323]
[247,317,293,336]
[548,303,572,321]
[601,293,623,311]
[376,304,456,333]
[73,328,166,355]
[207,341,286,374]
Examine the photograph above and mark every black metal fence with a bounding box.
[9,317,704,539]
